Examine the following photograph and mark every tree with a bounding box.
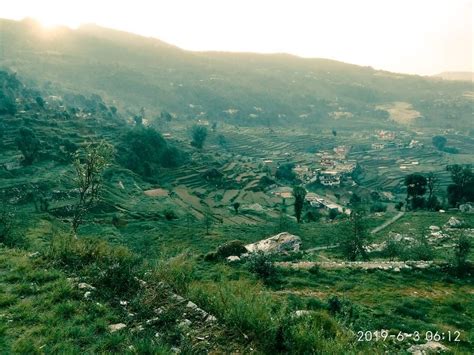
[276,163,296,182]
[15,127,41,165]
[341,208,369,261]
[382,239,402,261]
[426,172,440,211]
[404,174,427,210]
[332,129,337,137]
[349,193,362,207]
[293,186,307,223]
[191,125,208,149]
[232,202,241,214]
[71,141,114,235]
[453,233,471,274]
[446,164,474,206]
[432,135,447,151]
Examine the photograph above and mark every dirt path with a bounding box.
[370,211,404,235]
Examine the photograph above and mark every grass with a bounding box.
[0,247,173,354]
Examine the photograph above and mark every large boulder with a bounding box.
[245,232,301,254]
[459,203,474,213]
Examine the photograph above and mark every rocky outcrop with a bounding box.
[444,217,464,228]
[245,232,301,254]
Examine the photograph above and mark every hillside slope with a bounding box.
[0,18,472,129]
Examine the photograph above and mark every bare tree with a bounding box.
[71,141,114,235]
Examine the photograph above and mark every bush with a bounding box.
[247,251,277,283]
[48,235,141,297]
[163,209,178,221]
[0,210,26,248]
[370,202,387,213]
[190,125,208,149]
[216,240,247,259]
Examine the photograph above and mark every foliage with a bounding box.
[275,163,296,182]
[404,174,427,210]
[152,252,195,295]
[370,202,387,213]
[446,164,474,206]
[15,127,41,165]
[341,208,369,261]
[293,186,307,223]
[232,202,240,214]
[118,127,185,176]
[71,141,114,234]
[432,135,447,150]
[382,239,403,261]
[247,251,277,282]
[0,209,26,248]
[190,125,208,149]
[453,233,471,274]
[205,240,248,261]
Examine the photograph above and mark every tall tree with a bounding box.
[342,208,369,261]
[404,174,427,210]
[71,141,114,235]
[191,125,208,149]
[426,172,440,211]
[15,127,41,165]
[446,164,474,206]
[293,186,307,223]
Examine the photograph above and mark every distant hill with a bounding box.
[0,18,472,129]
[433,71,474,82]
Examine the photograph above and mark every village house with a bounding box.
[371,143,385,150]
[377,130,396,140]
[318,170,341,186]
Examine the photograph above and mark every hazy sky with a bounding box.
[2,0,472,75]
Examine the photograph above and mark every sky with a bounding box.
[1,0,472,75]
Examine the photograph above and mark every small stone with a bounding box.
[120,300,128,306]
[178,319,192,328]
[206,315,217,322]
[84,291,92,299]
[78,283,96,290]
[393,267,400,272]
[109,323,127,332]
[226,255,241,262]
[186,301,198,309]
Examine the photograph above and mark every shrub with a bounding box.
[163,209,178,221]
[0,210,26,248]
[48,235,141,297]
[370,202,387,213]
[247,251,277,283]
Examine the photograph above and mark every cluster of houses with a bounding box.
[371,130,424,151]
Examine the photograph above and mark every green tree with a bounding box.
[453,233,471,274]
[293,186,307,223]
[341,208,369,261]
[446,164,474,206]
[233,201,241,214]
[404,174,427,210]
[71,141,114,235]
[432,135,447,151]
[15,127,41,165]
[191,125,208,149]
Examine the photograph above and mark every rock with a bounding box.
[428,225,440,231]
[120,300,128,306]
[186,301,198,310]
[245,232,301,254]
[226,255,240,262]
[205,315,217,323]
[293,310,312,318]
[109,323,127,332]
[439,209,446,213]
[407,341,448,354]
[444,217,464,228]
[459,203,474,213]
[78,283,96,290]
[84,291,92,299]
[28,252,40,258]
[393,267,400,272]
[178,319,192,328]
